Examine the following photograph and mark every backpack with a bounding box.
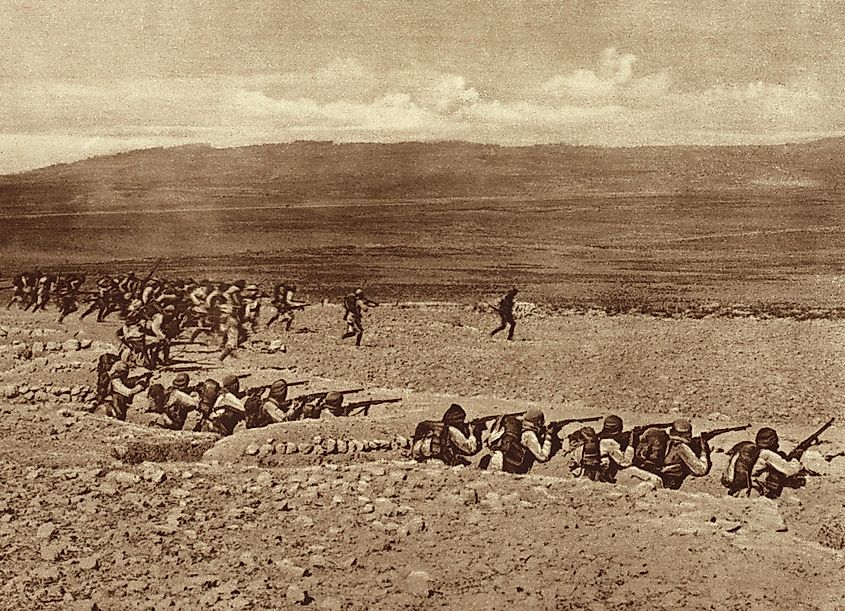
[95,353,121,404]
[244,393,265,429]
[411,420,446,462]
[633,427,669,473]
[721,441,761,495]
[489,414,529,473]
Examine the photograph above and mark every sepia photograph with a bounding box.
[0,1,843,609]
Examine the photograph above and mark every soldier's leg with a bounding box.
[506,317,516,340]
[284,311,294,332]
[490,319,507,336]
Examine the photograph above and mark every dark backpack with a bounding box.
[244,393,265,429]
[722,441,761,495]
[489,414,531,473]
[411,420,446,461]
[634,427,669,473]
[95,353,121,404]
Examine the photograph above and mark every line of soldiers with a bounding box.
[96,353,399,436]
[7,269,385,356]
[412,405,835,499]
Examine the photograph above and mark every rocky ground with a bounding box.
[0,303,844,610]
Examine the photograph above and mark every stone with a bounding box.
[286,584,307,605]
[140,464,167,484]
[297,443,313,454]
[257,443,275,459]
[37,522,57,540]
[31,341,46,355]
[277,559,308,579]
[373,498,397,517]
[405,570,433,597]
[318,596,343,610]
[3,385,17,399]
[46,341,60,352]
[286,442,299,454]
[360,503,375,514]
[399,516,426,537]
[78,556,100,571]
[79,339,93,350]
[63,339,81,352]
[323,438,337,454]
[335,440,348,453]
[106,471,141,487]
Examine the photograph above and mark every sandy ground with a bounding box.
[0,303,844,610]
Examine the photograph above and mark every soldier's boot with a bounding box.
[355,332,363,347]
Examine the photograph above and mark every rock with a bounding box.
[286,584,307,605]
[297,443,313,454]
[277,559,308,579]
[78,556,100,571]
[37,522,57,540]
[286,442,299,454]
[46,341,60,352]
[140,463,167,484]
[373,498,397,517]
[399,516,426,537]
[257,443,275,459]
[31,341,46,355]
[318,596,343,610]
[34,391,49,402]
[293,515,315,529]
[336,440,348,453]
[63,339,81,352]
[106,471,141,487]
[3,385,17,399]
[79,339,93,349]
[323,438,337,454]
[405,570,433,597]
[360,503,375,515]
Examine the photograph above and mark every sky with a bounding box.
[1,0,844,172]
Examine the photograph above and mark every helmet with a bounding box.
[755,427,779,451]
[269,379,288,400]
[442,403,466,425]
[147,383,165,404]
[523,408,545,426]
[323,391,343,408]
[221,374,239,392]
[163,305,176,314]
[600,415,623,436]
[507,288,519,296]
[172,373,190,390]
[354,288,363,296]
[671,418,693,439]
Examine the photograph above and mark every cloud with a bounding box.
[1,51,842,172]
[542,48,670,101]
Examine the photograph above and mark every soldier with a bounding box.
[218,297,244,362]
[241,284,263,334]
[490,288,518,341]
[411,403,484,466]
[6,272,33,310]
[146,304,177,368]
[30,273,55,312]
[722,427,803,498]
[656,419,710,489]
[207,374,246,435]
[488,408,553,474]
[342,288,378,347]
[561,415,663,486]
[245,380,293,428]
[107,360,148,421]
[146,373,200,430]
[266,283,307,332]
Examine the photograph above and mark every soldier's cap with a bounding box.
[579,425,598,439]
[269,379,288,398]
[443,403,466,424]
[172,373,190,389]
[755,427,779,450]
[671,418,693,435]
[508,288,519,295]
[234,279,246,290]
[600,415,624,436]
[224,285,241,294]
[110,360,129,375]
[163,304,176,314]
[324,391,343,407]
[244,284,259,293]
[221,374,239,389]
[354,288,364,295]
[523,407,545,424]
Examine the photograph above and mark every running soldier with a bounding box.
[490,288,518,340]
[411,404,484,466]
[266,283,307,332]
[342,288,378,347]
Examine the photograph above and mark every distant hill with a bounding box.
[2,139,844,214]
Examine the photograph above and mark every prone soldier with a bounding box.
[411,404,485,466]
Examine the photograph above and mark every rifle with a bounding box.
[129,370,156,387]
[547,415,602,433]
[292,388,364,404]
[700,424,751,443]
[787,417,835,461]
[469,410,526,427]
[244,380,307,396]
[346,398,402,416]
[137,258,164,294]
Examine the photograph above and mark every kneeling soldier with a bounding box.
[411,404,484,466]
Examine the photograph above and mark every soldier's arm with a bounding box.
[522,430,553,462]
[602,439,633,468]
[677,443,710,476]
[758,449,802,478]
[446,425,480,455]
[112,378,143,397]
